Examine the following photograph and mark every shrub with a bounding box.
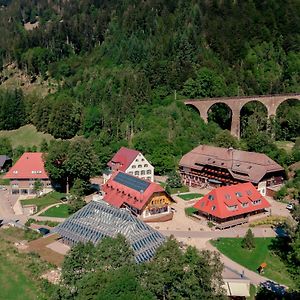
[241,229,255,250]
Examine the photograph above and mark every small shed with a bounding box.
[223,279,250,299]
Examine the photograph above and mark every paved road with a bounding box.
[160,227,276,239]
[160,227,280,286]
[206,241,272,285]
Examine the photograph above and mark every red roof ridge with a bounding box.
[108,147,141,172]
[102,171,165,210]
[194,182,270,219]
[5,152,48,180]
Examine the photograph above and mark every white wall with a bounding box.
[126,153,154,182]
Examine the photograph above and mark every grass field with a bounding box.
[20,191,65,212]
[178,193,203,201]
[185,207,198,216]
[40,204,70,218]
[275,141,295,153]
[0,228,49,299]
[0,124,54,148]
[211,237,295,288]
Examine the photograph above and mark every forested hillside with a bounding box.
[0,0,300,174]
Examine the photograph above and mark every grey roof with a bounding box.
[54,200,165,263]
[180,145,284,183]
[0,155,11,167]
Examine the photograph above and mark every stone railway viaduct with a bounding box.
[184,93,300,138]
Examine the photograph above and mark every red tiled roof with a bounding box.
[180,145,284,183]
[5,152,49,179]
[107,147,140,172]
[193,182,270,219]
[102,171,165,210]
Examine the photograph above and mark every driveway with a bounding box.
[0,190,27,223]
[0,189,15,217]
[159,227,276,239]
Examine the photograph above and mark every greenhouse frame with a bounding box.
[54,200,165,263]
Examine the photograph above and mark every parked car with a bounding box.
[0,186,7,191]
[286,203,294,210]
[38,227,50,235]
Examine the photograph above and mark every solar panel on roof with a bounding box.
[113,172,150,192]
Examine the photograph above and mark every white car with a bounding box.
[286,203,294,210]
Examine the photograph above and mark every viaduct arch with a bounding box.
[185,94,300,138]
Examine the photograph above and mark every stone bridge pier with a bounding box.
[185,94,300,139]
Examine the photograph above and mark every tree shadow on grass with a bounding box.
[268,236,291,262]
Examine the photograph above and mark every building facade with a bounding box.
[4,152,52,195]
[104,147,154,183]
[179,145,285,196]
[102,171,173,222]
[193,182,271,229]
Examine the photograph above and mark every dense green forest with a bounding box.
[0,0,300,175]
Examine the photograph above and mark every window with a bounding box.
[144,164,148,167]
[242,202,249,208]
[13,170,18,174]
[225,194,231,200]
[252,199,261,205]
[135,159,139,162]
[246,190,252,196]
[141,170,145,175]
[146,170,151,174]
[235,192,242,197]
[129,171,133,175]
[141,158,145,161]
[227,205,237,211]
[138,165,142,168]
[208,194,214,201]
[132,165,136,169]
[134,171,139,176]
[147,177,151,180]
[212,205,216,211]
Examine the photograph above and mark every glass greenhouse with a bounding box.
[54,200,165,263]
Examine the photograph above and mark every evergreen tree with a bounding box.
[241,229,255,250]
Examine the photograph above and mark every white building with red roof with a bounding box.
[102,171,173,222]
[104,147,154,182]
[4,152,52,195]
[193,182,270,229]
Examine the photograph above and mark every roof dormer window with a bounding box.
[13,170,18,174]
[208,195,214,201]
[235,192,242,197]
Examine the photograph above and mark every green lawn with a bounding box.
[0,177,10,185]
[40,204,70,218]
[178,193,203,201]
[20,191,65,212]
[0,255,44,300]
[185,207,198,216]
[0,124,54,148]
[211,238,295,288]
[0,228,48,300]
[169,185,189,194]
